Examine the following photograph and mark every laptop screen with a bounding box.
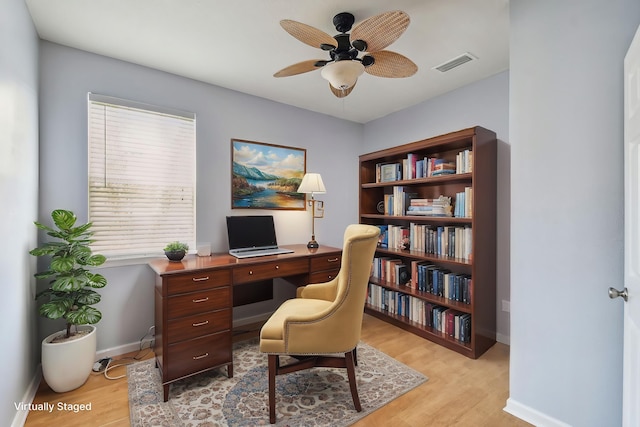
[226,215,279,250]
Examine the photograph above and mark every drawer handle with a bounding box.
[192,297,209,303]
[249,270,253,275]
[192,320,209,327]
[192,276,210,282]
[193,352,209,360]
[327,257,339,262]
[328,275,334,279]
[275,265,279,270]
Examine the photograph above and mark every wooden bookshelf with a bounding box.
[359,126,497,359]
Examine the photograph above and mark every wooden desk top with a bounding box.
[148,244,342,276]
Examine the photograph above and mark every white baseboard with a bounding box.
[504,397,571,427]
[96,341,151,360]
[497,332,510,345]
[11,367,42,427]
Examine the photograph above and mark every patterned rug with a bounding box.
[128,338,427,426]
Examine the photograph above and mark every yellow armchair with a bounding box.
[259,224,380,423]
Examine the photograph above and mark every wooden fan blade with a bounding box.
[280,19,337,49]
[350,10,410,53]
[365,51,418,78]
[274,60,324,77]
[329,81,356,98]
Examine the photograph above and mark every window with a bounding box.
[88,93,196,259]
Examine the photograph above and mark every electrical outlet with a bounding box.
[501,300,510,312]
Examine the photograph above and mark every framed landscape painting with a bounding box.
[231,139,307,210]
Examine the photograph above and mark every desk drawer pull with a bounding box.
[193,352,209,360]
[192,320,209,327]
[275,265,279,270]
[327,257,339,263]
[192,276,210,282]
[249,270,253,275]
[192,297,209,303]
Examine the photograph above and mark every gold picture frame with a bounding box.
[231,139,306,210]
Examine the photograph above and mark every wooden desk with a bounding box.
[148,244,342,401]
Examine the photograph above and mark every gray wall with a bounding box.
[38,41,363,352]
[507,0,640,425]
[0,0,40,426]
[363,70,511,343]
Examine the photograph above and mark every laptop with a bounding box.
[226,215,294,259]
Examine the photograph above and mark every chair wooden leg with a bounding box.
[268,355,278,424]
[345,351,362,412]
[352,347,358,366]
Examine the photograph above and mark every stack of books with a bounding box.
[406,196,452,217]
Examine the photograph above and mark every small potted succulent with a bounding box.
[164,241,189,261]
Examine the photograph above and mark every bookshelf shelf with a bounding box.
[364,304,474,354]
[373,247,472,268]
[368,277,473,313]
[359,126,497,359]
[360,214,473,225]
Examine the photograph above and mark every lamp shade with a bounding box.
[297,173,326,195]
[320,61,365,90]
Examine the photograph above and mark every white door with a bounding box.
[621,23,640,427]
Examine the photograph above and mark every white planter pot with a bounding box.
[41,325,97,393]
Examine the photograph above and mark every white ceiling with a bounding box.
[24,0,510,124]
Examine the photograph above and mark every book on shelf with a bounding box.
[376,225,388,248]
[387,186,417,216]
[396,264,410,285]
[405,153,418,180]
[459,313,471,343]
[407,223,472,261]
[368,282,472,342]
[430,158,456,176]
[375,149,472,183]
[456,149,473,174]
[377,162,402,182]
[454,187,473,218]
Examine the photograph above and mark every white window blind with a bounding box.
[88,93,196,259]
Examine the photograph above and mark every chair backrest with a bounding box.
[325,224,380,350]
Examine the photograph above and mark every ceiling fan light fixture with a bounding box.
[320,61,365,90]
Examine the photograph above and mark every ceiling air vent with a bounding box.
[433,52,477,72]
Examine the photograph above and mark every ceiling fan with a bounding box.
[274,10,418,98]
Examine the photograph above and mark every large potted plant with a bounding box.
[30,209,107,392]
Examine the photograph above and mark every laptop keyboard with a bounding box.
[230,248,294,259]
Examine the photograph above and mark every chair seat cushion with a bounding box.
[259,298,332,353]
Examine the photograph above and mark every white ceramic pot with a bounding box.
[41,325,97,393]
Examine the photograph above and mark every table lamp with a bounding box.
[297,173,326,248]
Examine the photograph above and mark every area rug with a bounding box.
[128,338,427,426]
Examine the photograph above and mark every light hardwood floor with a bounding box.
[24,314,530,427]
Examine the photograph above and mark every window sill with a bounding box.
[99,255,162,269]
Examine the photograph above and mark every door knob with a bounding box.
[608,287,628,302]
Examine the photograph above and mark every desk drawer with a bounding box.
[166,269,231,295]
[166,331,231,381]
[309,269,340,284]
[167,308,231,344]
[310,254,341,271]
[167,287,231,319]
[233,258,308,284]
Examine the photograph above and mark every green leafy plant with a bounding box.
[30,210,107,339]
[164,241,189,252]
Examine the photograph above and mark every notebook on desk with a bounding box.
[226,215,294,259]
